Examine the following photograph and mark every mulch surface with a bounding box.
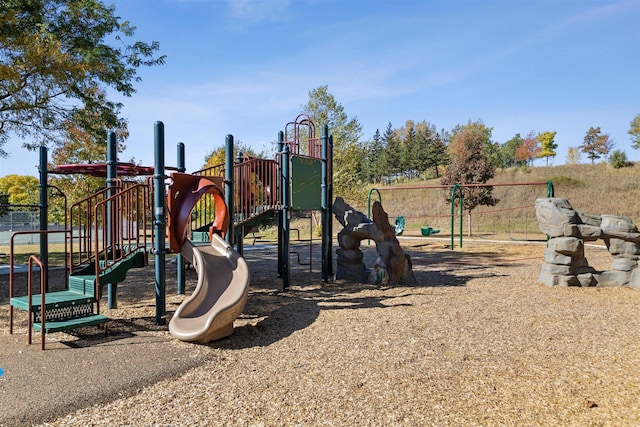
[0,239,638,426]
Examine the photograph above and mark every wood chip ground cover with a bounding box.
[1,239,638,426]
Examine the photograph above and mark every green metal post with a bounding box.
[277,131,284,277]
[547,180,555,197]
[321,125,329,282]
[236,151,244,255]
[154,121,166,326]
[282,146,290,290]
[327,135,333,277]
[106,131,118,308]
[38,146,49,292]
[450,184,464,250]
[176,142,186,295]
[225,135,234,244]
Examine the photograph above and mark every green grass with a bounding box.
[0,243,68,266]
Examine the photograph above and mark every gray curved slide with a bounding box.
[169,234,249,343]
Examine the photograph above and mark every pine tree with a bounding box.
[381,123,401,183]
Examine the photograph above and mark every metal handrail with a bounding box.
[8,229,70,335]
[92,183,150,313]
[26,255,46,349]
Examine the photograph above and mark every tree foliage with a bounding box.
[629,114,640,150]
[0,0,166,157]
[380,122,401,181]
[303,85,364,201]
[202,141,259,170]
[496,134,526,169]
[362,128,386,184]
[441,120,497,213]
[580,126,614,163]
[45,98,131,223]
[609,149,632,169]
[0,174,39,208]
[537,131,557,166]
[515,131,541,166]
[565,146,581,165]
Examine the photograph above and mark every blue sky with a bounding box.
[2,0,639,177]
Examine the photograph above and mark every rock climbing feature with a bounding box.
[535,198,640,289]
[332,197,414,285]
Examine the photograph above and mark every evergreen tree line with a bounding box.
[357,120,540,186]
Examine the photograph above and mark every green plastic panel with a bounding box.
[291,156,322,210]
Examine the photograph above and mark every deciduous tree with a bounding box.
[537,131,557,166]
[629,114,640,150]
[0,0,166,157]
[304,85,364,201]
[580,127,614,163]
[515,131,541,166]
[497,134,525,169]
[565,146,581,165]
[441,120,498,229]
[0,174,39,208]
[46,93,130,222]
[202,141,258,170]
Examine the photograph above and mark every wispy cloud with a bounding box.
[225,0,292,25]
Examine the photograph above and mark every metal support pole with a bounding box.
[450,184,464,250]
[327,135,333,277]
[38,146,48,292]
[321,125,329,282]
[236,151,244,255]
[176,142,186,295]
[154,121,166,326]
[106,131,118,308]
[282,146,290,290]
[225,135,234,244]
[277,131,284,277]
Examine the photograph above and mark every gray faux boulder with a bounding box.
[535,198,640,289]
[332,197,414,285]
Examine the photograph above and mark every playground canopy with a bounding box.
[48,162,172,177]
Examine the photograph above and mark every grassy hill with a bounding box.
[359,162,640,241]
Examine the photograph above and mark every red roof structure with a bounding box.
[49,162,159,177]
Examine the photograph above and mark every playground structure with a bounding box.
[368,181,555,248]
[535,197,640,289]
[6,114,333,348]
[332,197,414,285]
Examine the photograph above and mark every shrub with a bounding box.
[609,150,633,169]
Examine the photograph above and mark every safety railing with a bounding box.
[92,183,150,276]
[26,255,46,350]
[8,229,71,335]
[234,157,280,226]
[68,181,150,274]
[193,157,281,229]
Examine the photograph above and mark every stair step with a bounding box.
[10,291,95,311]
[33,314,109,333]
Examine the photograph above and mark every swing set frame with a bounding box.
[368,181,555,249]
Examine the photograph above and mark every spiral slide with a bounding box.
[169,234,249,343]
[167,172,249,343]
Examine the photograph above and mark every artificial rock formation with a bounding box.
[535,197,640,289]
[332,197,414,285]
